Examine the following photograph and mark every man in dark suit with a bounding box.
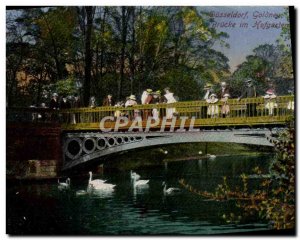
[238,79,257,117]
[60,96,71,109]
[49,93,59,110]
[60,96,71,123]
[218,82,230,99]
[73,94,81,108]
[49,93,59,121]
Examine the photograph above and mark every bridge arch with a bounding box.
[62,129,276,170]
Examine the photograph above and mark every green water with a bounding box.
[7,154,272,235]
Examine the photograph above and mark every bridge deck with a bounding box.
[7,95,294,131]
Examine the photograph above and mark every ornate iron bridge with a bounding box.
[7,95,294,170]
[62,129,278,170]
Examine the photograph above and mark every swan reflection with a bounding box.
[89,189,115,199]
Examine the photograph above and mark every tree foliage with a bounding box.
[231,7,293,96]
[6,6,230,107]
[6,6,293,106]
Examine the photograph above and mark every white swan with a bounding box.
[132,176,149,188]
[207,154,216,159]
[87,171,115,191]
[75,190,88,196]
[58,178,70,190]
[130,170,141,181]
[88,171,107,187]
[162,181,181,195]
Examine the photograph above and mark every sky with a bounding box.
[200,6,290,72]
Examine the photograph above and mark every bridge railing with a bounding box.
[7,95,294,129]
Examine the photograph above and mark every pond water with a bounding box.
[7,154,273,235]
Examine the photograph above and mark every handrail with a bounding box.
[7,95,294,130]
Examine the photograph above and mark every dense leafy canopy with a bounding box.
[6,6,293,107]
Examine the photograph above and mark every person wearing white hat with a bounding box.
[164,87,177,119]
[202,83,213,118]
[114,101,125,119]
[221,93,230,118]
[125,95,139,120]
[141,89,152,104]
[206,93,219,118]
[89,96,97,108]
[203,83,213,100]
[264,89,277,116]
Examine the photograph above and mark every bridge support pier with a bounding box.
[7,123,62,179]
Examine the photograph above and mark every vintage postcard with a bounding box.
[6,6,295,235]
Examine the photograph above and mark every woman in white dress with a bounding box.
[152,90,161,120]
[264,89,277,116]
[206,93,219,118]
[287,89,294,112]
[125,95,140,120]
[221,93,230,118]
[164,88,177,119]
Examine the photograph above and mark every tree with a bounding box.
[8,7,78,106]
[231,55,270,97]
[231,7,294,96]
[76,6,96,106]
[6,13,30,106]
[6,6,230,106]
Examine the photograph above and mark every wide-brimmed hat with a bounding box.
[129,94,136,100]
[266,89,274,95]
[210,93,217,98]
[155,90,161,95]
[245,79,252,83]
[146,89,153,93]
[52,93,58,97]
[221,82,227,86]
[204,83,213,89]
[223,93,230,98]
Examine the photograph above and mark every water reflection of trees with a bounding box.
[179,124,295,230]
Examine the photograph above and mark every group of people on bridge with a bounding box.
[30,78,294,123]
